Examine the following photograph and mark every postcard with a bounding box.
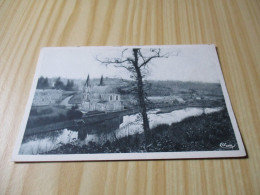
[13,45,246,161]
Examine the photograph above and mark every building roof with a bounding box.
[91,85,118,94]
[97,100,108,103]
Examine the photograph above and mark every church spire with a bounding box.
[85,74,90,87]
[99,75,105,86]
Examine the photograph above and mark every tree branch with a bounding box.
[121,48,128,58]
[96,57,133,65]
[137,50,146,64]
[114,64,135,72]
[138,48,168,68]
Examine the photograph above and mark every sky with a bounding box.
[39,45,220,83]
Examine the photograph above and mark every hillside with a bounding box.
[38,76,223,97]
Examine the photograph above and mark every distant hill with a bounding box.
[146,80,223,96]
[40,76,223,97]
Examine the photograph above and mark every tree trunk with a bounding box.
[133,49,150,147]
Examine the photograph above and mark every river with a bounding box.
[19,107,223,154]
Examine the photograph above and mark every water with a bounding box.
[82,107,222,145]
[19,107,223,154]
[19,129,78,154]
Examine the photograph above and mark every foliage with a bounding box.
[54,77,65,90]
[53,77,75,90]
[36,76,78,90]
[65,80,74,91]
[66,105,83,120]
[36,76,50,89]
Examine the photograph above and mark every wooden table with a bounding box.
[0,0,259,194]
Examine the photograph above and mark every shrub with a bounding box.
[66,106,83,120]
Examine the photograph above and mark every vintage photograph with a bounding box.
[13,45,246,161]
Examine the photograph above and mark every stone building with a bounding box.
[77,76,123,112]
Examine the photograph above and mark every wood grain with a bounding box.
[0,0,259,194]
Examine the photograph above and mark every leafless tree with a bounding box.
[97,48,168,147]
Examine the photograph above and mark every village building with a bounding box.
[69,75,124,112]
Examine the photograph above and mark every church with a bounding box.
[80,75,123,112]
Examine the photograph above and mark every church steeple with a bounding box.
[99,75,105,86]
[85,74,90,87]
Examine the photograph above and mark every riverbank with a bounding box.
[46,108,238,154]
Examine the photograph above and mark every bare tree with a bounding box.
[97,48,168,147]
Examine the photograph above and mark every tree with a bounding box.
[67,105,83,120]
[65,79,74,91]
[37,76,50,89]
[71,80,74,89]
[54,77,65,90]
[98,48,168,147]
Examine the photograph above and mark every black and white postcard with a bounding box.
[13,45,246,161]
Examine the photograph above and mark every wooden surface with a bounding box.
[0,0,259,194]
